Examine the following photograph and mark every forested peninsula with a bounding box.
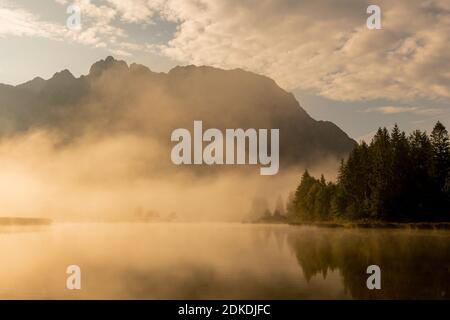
[260,122,450,227]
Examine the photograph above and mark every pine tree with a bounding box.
[289,121,450,222]
[274,195,285,217]
[431,121,450,186]
[430,121,450,215]
[389,124,411,219]
[408,130,434,218]
[368,127,393,219]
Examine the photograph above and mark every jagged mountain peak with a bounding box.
[88,56,129,78]
[50,69,75,81]
[16,76,46,93]
[0,57,356,167]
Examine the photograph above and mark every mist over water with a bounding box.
[0,223,448,299]
[0,128,341,222]
[0,60,351,222]
[0,0,448,302]
[3,58,446,300]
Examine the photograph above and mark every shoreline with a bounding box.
[1,217,449,230]
[251,217,450,230]
[0,217,52,226]
[290,221,450,230]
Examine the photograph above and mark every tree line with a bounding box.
[287,122,450,222]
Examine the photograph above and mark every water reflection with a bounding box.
[286,228,450,299]
[0,223,448,299]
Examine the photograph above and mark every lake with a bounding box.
[0,223,449,299]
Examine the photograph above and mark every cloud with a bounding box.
[365,106,444,115]
[0,1,66,38]
[109,48,133,57]
[0,0,145,56]
[4,0,450,102]
[61,0,169,55]
[104,0,158,23]
[156,0,450,101]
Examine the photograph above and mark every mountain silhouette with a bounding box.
[0,56,355,170]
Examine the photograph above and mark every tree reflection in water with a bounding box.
[284,227,450,299]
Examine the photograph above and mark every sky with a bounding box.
[0,0,449,140]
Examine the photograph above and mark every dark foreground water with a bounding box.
[0,223,449,299]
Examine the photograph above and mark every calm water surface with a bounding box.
[0,223,449,299]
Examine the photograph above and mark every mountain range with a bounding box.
[0,56,356,171]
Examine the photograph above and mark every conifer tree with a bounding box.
[290,122,450,222]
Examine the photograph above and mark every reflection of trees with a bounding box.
[287,228,450,299]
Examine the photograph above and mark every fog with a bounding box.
[2,223,447,299]
[0,223,348,299]
[0,60,348,222]
[0,127,341,222]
